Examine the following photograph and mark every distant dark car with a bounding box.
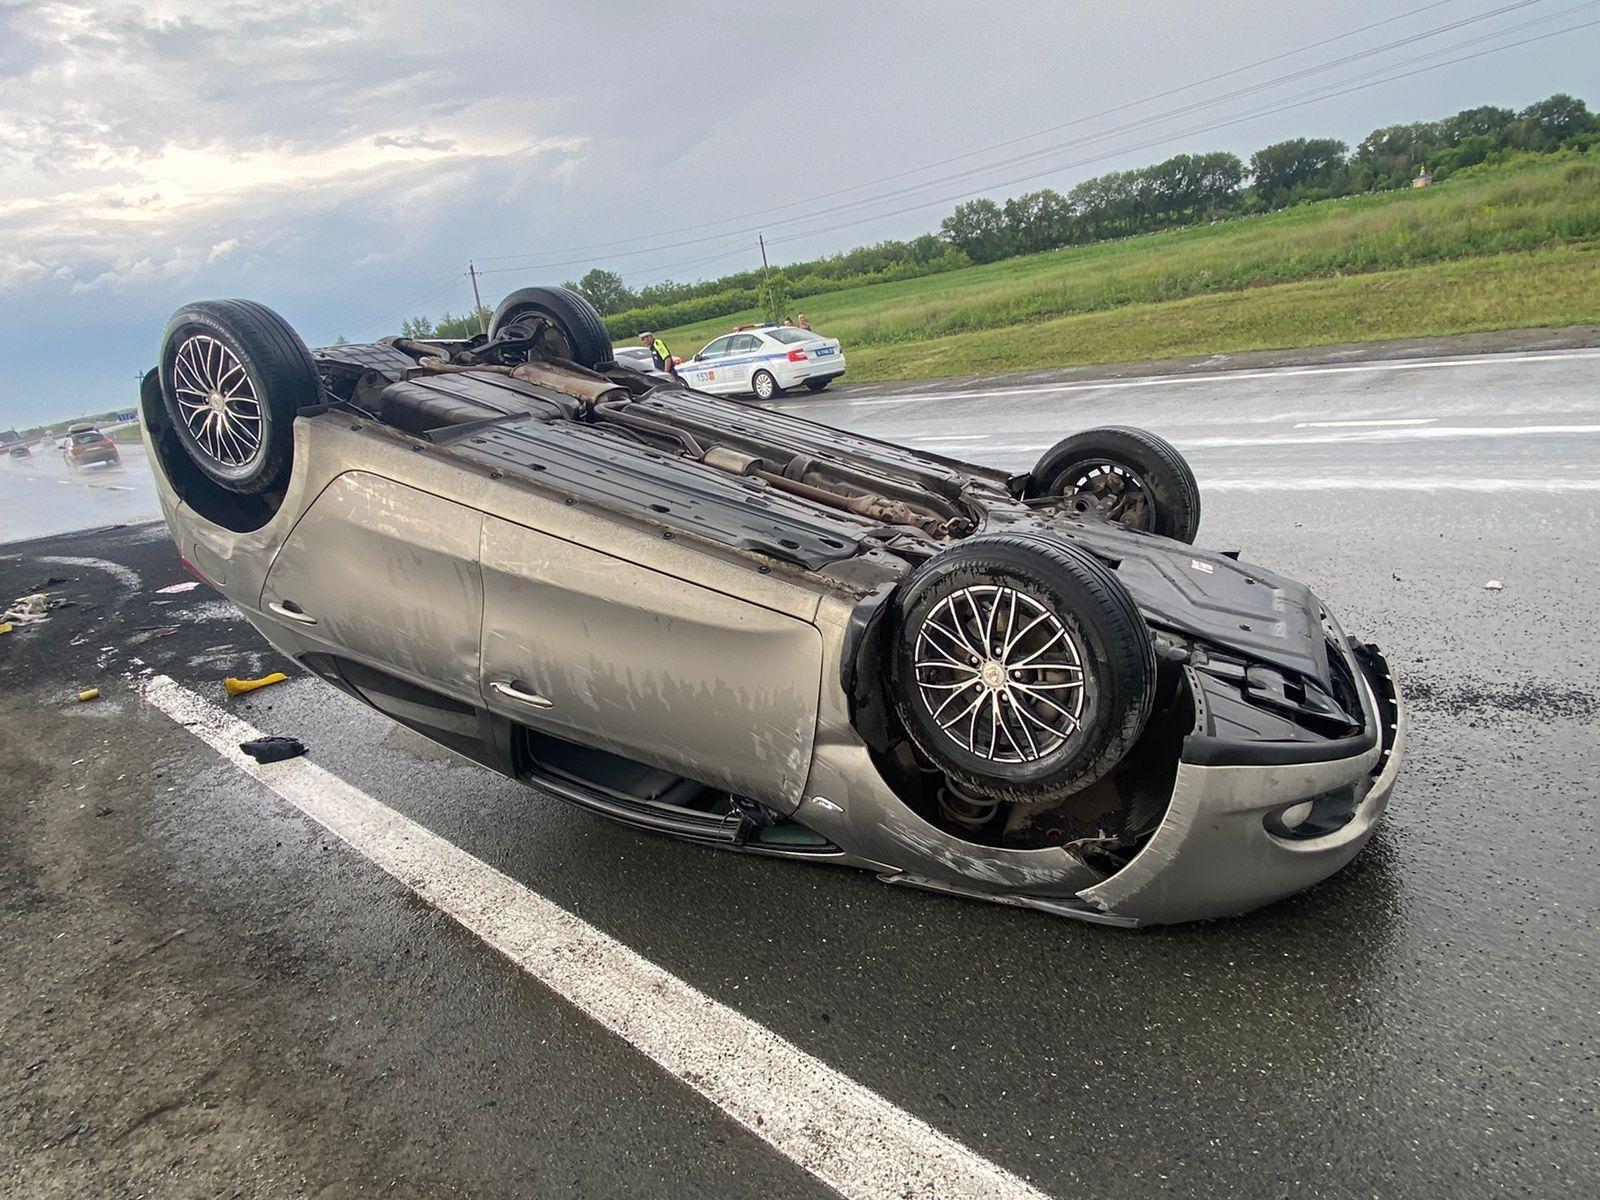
[8,443,30,459]
[63,429,120,470]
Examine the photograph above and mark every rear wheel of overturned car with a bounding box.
[751,369,781,401]
[159,299,322,495]
[1026,425,1202,543]
[889,533,1156,805]
[488,286,613,371]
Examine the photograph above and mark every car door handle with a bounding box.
[490,680,554,709]
[268,600,318,625]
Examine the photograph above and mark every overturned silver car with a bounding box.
[142,286,1403,925]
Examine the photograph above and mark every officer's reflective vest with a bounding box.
[652,337,672,365]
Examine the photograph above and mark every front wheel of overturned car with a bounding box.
[751,369,781,401]
[159,299,322,495]
[889,534,1156,804]
[1026,425,1201,543]
[488,286,613,371]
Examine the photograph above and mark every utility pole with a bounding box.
[758,234,772,321]
[468,261,486,333]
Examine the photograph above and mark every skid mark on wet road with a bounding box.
[140,674,1050,1200]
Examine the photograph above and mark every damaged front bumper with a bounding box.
[1076,643,1404,925]
[808,637,1404,927]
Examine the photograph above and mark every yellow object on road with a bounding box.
[224,672,287,697]
[77,688,100,702]
[0,621,12,635]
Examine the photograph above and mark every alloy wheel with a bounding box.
[170,334,263,469]
[913,584,1087,763]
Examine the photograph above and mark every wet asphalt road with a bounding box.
[0,439,160,544]
[3,344,1599,1198]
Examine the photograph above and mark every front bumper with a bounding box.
[1077,645,1404,924]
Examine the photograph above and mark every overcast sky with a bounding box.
[2,0,1595,426]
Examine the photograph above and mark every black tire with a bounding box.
[159,299,321,495]
[1026,426,1201,543]
[488,286,612,370]
[889,534,1156,804]
[751,369,781,401]
[804,377,831,393]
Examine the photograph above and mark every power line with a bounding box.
[759,14,1600,253]
[366,266,468,327]
[390,5,1597,324]
[758,0,1571,236]
[620,8,1600,283]
[469,0,1537,270]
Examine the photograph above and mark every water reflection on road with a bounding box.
[0,440,161,544]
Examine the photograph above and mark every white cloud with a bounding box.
[0,252,51,289]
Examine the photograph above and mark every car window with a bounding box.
[699,336,733,358]
[764,327,817,344]
[730,334,761,353]
[72,432,104,444]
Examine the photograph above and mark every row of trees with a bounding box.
[396,92,1593,337]
[558,232,968,321]
[937,93,1597,262]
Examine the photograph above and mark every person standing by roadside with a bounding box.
[795,313,811,331]
[639,330,679,381]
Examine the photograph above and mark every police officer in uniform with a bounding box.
[639,330,679,381]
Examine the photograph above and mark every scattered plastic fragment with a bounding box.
[156,582,200,595]
[224,672,287,697]
[239,736,307,764]
[1484,580,1504,591]
[0,622,11,636]
[77,688,100,702]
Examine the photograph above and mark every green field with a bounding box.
[643,152,1600,381]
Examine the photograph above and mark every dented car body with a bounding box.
[142,289,1403,925]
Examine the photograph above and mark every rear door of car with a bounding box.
[478,515,823,808]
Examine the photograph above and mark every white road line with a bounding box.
[1174,423,1600,449]
[873,423,1600,459]
[1204,478,1600,492]
[845,349,1600,407]
[140,675,1049,1200]
[911,434,992,443]
[1293,418,1437,428]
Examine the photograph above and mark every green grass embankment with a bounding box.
[644,152,1600,380]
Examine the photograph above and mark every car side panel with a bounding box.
[479,515,823,809]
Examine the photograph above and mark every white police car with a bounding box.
[681,325,845,400]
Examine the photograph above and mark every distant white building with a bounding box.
[1412,166,1434,188]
